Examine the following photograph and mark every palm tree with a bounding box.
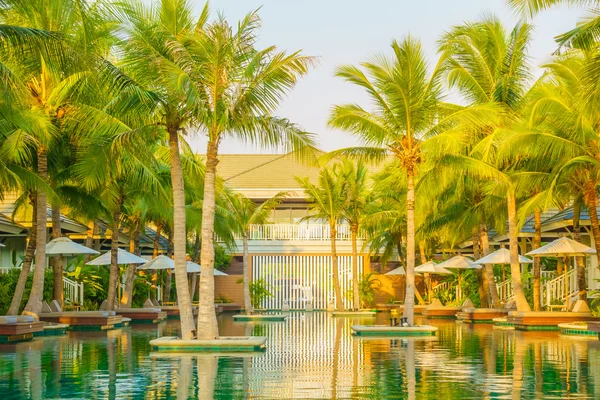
[297,164,348,311]
[224,191,287,314]
[340,160,371,311]
[116,1,315,339]
[1,0,118,316]
[508,0,600,49]
[328,36,493,324]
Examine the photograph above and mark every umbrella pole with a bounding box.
[564,256,569,310]
[457,270,461,302]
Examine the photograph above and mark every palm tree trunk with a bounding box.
[584,181,600,270]
[473,228,488,307]
[197,139,219,339]
[573,202,587,301]
[243,235,253,314]
[190,232,200,300]
[121,222,139,307]
[106,197,122,311]
[533,208,542,310]
[164,230,173,302]
[351,225,360,311]
[507,189,530,311]
[330,224,344,311]
[403,171,416,325]
[150,223,162,301]
[84,221,95,263]
[8,195,36,315]
[480,224,500,308]
[169,127,195,340]
[51,203,63,307]
[23,148,48,317]
[419,241,432,300]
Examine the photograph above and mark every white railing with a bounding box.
[0,267,14,274]
[432,281,452,293]
[239,224,364,241]
[496,280,514,303]
[544,268,578,307]
[63,276,84,305]
[541,271,556,282]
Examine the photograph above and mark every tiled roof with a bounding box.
[216,151,385,190]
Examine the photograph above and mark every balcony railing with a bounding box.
[239,224,365,241]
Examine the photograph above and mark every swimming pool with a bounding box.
[0,312,598,399]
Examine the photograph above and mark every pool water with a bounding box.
[1,312,599,399]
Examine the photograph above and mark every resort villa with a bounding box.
[2,152,600,310]
[5,0,600,398]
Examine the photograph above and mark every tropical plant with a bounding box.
[224,191,286,314]
[248,279,274,309]
[297,164,348,311]
[340,160,371,311]
[508,0,600,49]
[328,36,494,324]
[358,272,380,309]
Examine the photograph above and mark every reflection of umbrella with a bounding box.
[474,248,533,265]
[86,248,147,265]
[0,243,4,247]
[46,237,99,256]
[526,237,596,308]
[138,255,174,270]
[436,256,480,300]
[385,266,406,276]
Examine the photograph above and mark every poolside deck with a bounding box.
[508,311,600,331]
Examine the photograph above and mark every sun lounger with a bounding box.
[456,300,516,322]
[114,307,167,323]
[424,298,474,319]
[39,301,122,330]
[0,315,44,343]
[143,299,198,318]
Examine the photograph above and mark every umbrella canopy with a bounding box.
[474,248,533,265]
[414,261,452,275]
[86,248,148,265]
[137,255,174,270]
[0,243,4,247]
[184,261,228,275]
[385,266,406,276]
[46,237,99,257]
[436,255,480,270]
[526,237,597,257]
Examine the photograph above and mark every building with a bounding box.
[214,152,407,309]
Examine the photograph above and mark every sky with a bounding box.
[184,0,584,155]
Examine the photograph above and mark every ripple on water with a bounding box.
[0,312,598,399]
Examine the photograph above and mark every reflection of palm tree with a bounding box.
[177,356,193,399]
[331,319,343,399]
[197,355,219,400]
[405,340,416,400]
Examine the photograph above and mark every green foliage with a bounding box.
[67,264,108,308]
[590,297,600,316]
[249,279,273,309]
[0,269,53,315]
[358,272,380,308]
[215,245,232,272]
[433,287,456,305]
[215,295,233,304]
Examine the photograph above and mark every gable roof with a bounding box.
[216,151,385,192]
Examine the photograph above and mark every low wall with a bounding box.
[214,275,244,305]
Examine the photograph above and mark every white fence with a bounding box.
[64,276,84,305]
[543,268,579,307]
[240,224,364,241]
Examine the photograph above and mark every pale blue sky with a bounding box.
[185,0,584,154]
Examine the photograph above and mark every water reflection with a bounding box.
[0,313,598,398]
